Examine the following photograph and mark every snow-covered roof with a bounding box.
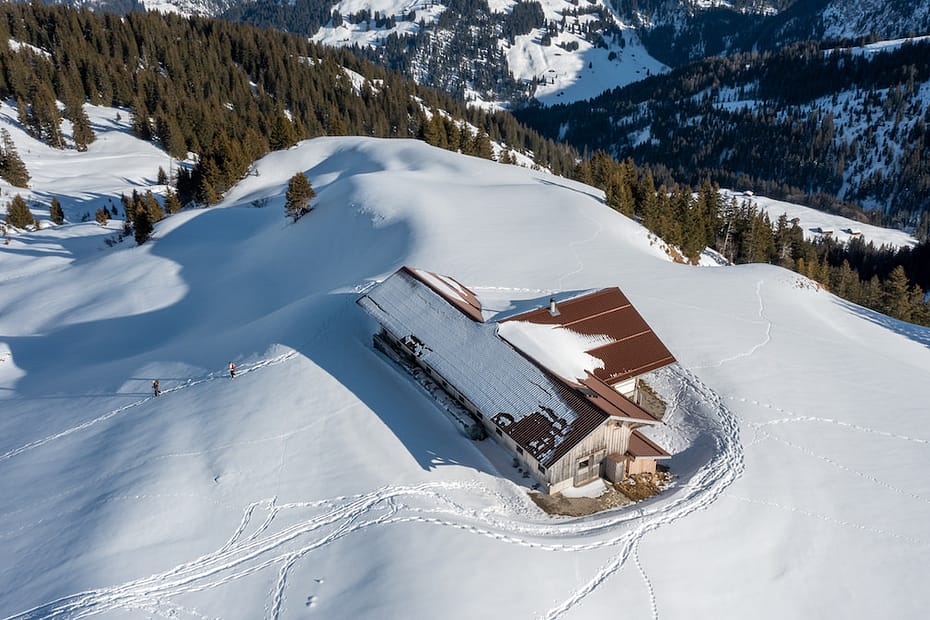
[501,288,676,385]
[403,266,483,322]
[358,268,624,466]
[496,320,612,383]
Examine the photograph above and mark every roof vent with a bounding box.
[548,297,560,317]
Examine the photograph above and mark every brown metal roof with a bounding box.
[363,268,671,469]
[502,288,675,384]
[626,430,671,459]
[401,266,484,322]
[578,376,659,424]
[489,368,663,467]
[491,376,611,467]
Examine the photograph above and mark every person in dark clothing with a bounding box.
[152,379,160,397]
[229,362,236,378]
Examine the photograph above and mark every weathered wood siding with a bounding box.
[546,420,633,490]
[627,458,658,476]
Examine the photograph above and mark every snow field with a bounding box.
[1,124,929,618]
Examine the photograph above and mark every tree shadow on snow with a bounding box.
[834,297,930,350]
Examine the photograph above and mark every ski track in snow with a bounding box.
[633,541,659,620]
[754,426,930,505]
[724,494,926,545]
[4,364,746,620]
[733,396,930,445]
[556,210,603,292]
[0,349,302,466]
[693,280,772,370]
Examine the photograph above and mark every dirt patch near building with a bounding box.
[529,472,673,517]
[615,471,672,502]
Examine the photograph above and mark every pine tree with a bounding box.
[49,196,64,225]
[269,112,298,150]
[142,191,165,222]
[284,172,315,222]
[31,83,64,148]
[0,128,30,187]
[472,129,494,160]
[164,189,182,214]
[95,207,109,225]
[195,159,222,206]
[881,266,912,321]
[5,194,33,229]
[65,99,95,151]
[133,207,153,245]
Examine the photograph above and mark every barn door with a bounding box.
[573,449,605,487]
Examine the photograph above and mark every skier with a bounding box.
[152,379,160,397]
[229,362,236,379]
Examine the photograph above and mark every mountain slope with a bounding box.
[2,119,930,617]
[517,36,930,222]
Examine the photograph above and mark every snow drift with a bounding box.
[1,133,929,619]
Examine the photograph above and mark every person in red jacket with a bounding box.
[229,362,236,378]
[152,379,160,397]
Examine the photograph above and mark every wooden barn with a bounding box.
[357,266,676,494]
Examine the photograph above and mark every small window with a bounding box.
[577,458,590,470]
[538,464,546,474]
[495,428,502,437]
[516,447,524,455]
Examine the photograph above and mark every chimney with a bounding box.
[548,297,560,316]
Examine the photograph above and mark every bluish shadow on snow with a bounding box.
[0,197,424,608]
[0,202,413,397]
[293,292,504,477]
[834,297,930,350]
[535,177,604,203]
[488,290,596,322]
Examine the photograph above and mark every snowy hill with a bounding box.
[720,189,918,250]
[619,0,930,65]
[312,0,669,106]
[2,121,930,618]
[523,35,930,220]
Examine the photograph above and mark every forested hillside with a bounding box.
[571,153,930,326]
[0,2,576,205]
[610,0,930,66]
[517,38,930,227]
[2,2,928,328]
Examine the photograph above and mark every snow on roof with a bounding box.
[502,288,676,385]
[358,269,608,466]
[497,320,612,383]
[404,266,484,322]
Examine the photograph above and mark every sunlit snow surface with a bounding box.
[721,190,918,249]
[312,0,668,106]
[1,121,929,619]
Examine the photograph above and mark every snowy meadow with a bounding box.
[1,120,929,618]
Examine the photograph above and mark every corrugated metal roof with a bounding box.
[358,269,677,469]
[578,376,658,424]
[627,430,671,459]
[358,269,606,466]
[401,266,484,322]
[502,288,675,384]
